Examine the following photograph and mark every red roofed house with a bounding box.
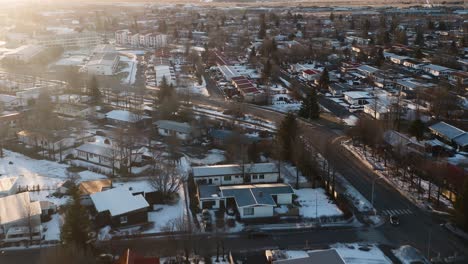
[302,69,321,81]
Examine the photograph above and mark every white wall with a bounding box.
[250,173,279,184]
[239,206,273,219]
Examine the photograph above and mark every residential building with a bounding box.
[383,130,425,155]
[78,179,112,206]
[33,31,101,49]
[115,249,161,264]
[154,120,195,141]
[421,64,455,77]
[197,183,294,219]
[0,192,41,238]
[356,65,379,77]
[105,110,151,128]
[54,103,94,118]
[75,143,122,169]
[343,91,372,105]
[265,249,345,264]
[191,163,279,186]
[429,121,468,151]
[302,69,321,81]
[91,188,149,227]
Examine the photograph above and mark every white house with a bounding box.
[54,103,94,118]
[343,91,372,105]
[191,163,280,186]
[0,177,18,197]
[105,110,151,128]
[421,64,455,78]
[154,120,194,141]
[75,143,121,169]
[197,183,294,219]
[0,192,42,239]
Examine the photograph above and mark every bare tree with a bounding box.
[149,162,181,201]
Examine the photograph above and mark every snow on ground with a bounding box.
[332,243,392,264]
[118,54,138,85]
[0,150,107,187]
[179,76,209,97]
[342,115,358,126]
[282,164,308,185]
[112,180,154,194]
[53,55,87,67]
[42,214,63,241]
[29,191,69,206]
[295,188,343,218]
[189,149,225,165]
[145,186,187,233]
[392,245,430,264]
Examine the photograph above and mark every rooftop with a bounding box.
[192,163,278,178]
[90,188,149,217]
[220,183,294,207]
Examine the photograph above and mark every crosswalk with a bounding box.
[381,209,413,216]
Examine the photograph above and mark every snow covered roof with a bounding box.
[154,120,192,134]
[192,163,278,178]
[454,133,468,147]
[90,188,149,217]
[76,143,116,157]
[266,249,345,264]
[0,192,41,225]
[0,177,17,192]
[105,110,150,123]
[220,183,294,207]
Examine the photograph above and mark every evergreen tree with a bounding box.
[258,14,266,39]
[277,113,298,161]
[299,89,320,120]
[414,28,425,47]
[438,21,447,31]
[61,184,91,248]
[318,68,329,90]
[409,119,424,140]
[262,59,272,82]
[329,12,335,21]
[249,46,256,61]
[427,19,435,30]
[455,180,468,231]
[87,76,101,105]
[158,76,173,103]
[414,47,424,59]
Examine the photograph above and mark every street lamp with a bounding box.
[371,176,383,215]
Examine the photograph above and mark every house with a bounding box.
[90,188,149,228]
[429,121,467,151]
[105,110,151,128]
[197,183,294,219]
[421,64,455,78]
[265,249,346,264]
[78,179,112,206]
[17,130,76,153]
[363,102,392,120]
[448,71,468,87]
[328,83,351,96]
[0,192,42,239]
[383,130,425,155]
[0,177,18,197]
[356,65,379,77]
[343,91,372,106]
[75,143,124,169]
[55,103,94,118]
[154,120,195,141]
[302,69,320,81]
[191,163,279,186]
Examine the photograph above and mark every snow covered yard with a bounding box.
[42,214,64,241]
[145,186,187,234]
[189,149,226,165]
[0,150,107,186]
[332,243,392,264]
[295,188,343,218]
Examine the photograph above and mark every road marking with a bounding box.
[381,209,413,216]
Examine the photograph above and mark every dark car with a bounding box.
[390,215,400,226]
[245,228,270,239]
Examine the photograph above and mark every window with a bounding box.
[259,174,265,179]
[252,175,258,180]
[224,175,231,181]
[243,207,254,216]
[120,216,128,224]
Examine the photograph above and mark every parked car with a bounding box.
[390,215,400,226]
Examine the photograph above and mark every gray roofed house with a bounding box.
[429,122,467,151]
[192,163,280,186]
[357,65,379,76]
[198,183,294,219]
[154,120,195,141]
[105,110,151,128]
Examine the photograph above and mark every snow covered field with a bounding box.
[118,54,138,85]
[295,188,343,218]
[189,149,225,165]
